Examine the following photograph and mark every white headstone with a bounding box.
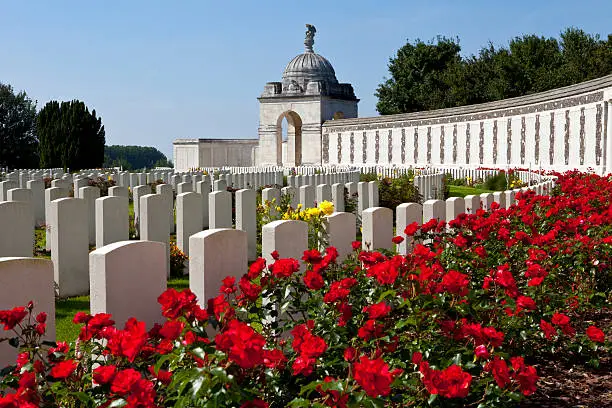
[331,183,345,212]
[195,181,210,229]
[357,182,369,214]
[190,229,247,306]
[396,202,423,255]
[79,186,100,246]
[368,181,380,207]
[0,202,33,257]
[95,196,129,248]
[0,257,55,367]
[299,185,315,209]
[236,189,257,261]
[262,220,308,268]
[209,191,232,229]
[90,241,166,329]
[423,199,445,223]
[50,198,89,297]
[140,194,170,276]
[132,185,151,236]
[316,184,332,205]
[176,182,193,194]
[26,180,45,227]
[176,192,203,258]
[463,195,480,215]
[480,193,494,211]
[362,207,393,250]
[446,197,465,223]
[325,212,356,261]
[108,186,128,198]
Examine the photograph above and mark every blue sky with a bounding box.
[2,1,610,159]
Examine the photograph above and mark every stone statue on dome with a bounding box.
[305,24,316,52]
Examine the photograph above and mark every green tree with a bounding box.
[103,145,171,170]
[376,28,611,114]
[0,83,39,169]
[559,28,612,84]
[375,36,463,114]
[37,100,105,171]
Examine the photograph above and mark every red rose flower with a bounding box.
[247,258,266,279]
[485,357,510,388]
[159,320,185,341]
[111,368,142,395]
[215,320,266,369]
[93,365,117,385]
[353,356,400,397]
[441,270,469,296]
[239,277,262,301]
[304,270,324,290]
[540,319,557,340]
[392,235,404,244]
[403,222,419,236]
[474,345,490,359]
[269,258,300,278]
[363,302,391,320]
[551,313,570,326]
[50,359,77,379]
[0,306,28,330]
[220,276,236,294]
[586,326,605,343]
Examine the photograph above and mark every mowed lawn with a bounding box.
[448,185,494,197]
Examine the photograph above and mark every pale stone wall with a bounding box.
[173,139,258,172]
[323,75,612,174]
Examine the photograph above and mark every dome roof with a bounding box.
[282,52,338,85]
[260,25,356,100]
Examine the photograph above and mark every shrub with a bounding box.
[88,176,116,197]
[169,241,188,277]
[360,172,422,210]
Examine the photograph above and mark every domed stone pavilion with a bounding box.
[257,24,359,166]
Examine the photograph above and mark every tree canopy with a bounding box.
[37,100,105,171]
[103,145,172,170]
[0,83,39,169]
[376,28,612,115]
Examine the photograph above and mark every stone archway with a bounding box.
[276,111,302,166]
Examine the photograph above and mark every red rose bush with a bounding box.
[0,170,610,407]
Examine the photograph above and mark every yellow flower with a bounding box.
[307,207,321,218]
[275,206,282,212]
[318,200,334,216]
[297,203,303,210]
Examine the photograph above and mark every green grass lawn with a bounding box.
[448,185,494,197]
[55,276,190,342]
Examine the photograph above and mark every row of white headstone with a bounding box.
[0,177,556,367]
[0,180,382,295]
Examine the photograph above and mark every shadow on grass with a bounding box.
[54,278,189,342]
[55,296,90,343]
